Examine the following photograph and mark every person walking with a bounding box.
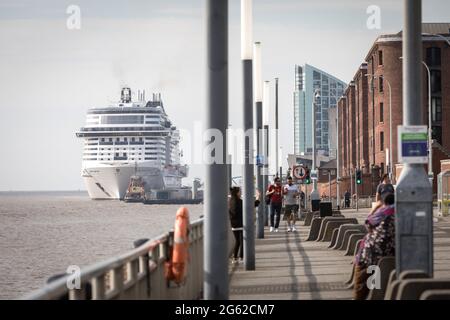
[266,177,283,232]
[283,176,299,232]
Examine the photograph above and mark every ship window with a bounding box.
[131,137,135,142]
[115,153,119,157]
[101,138,105,142]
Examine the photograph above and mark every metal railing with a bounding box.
[22,218,231,300]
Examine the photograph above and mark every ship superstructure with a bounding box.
[76,88,188,199]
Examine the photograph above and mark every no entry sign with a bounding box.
[293,165,307,179]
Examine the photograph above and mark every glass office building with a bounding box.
[294,64,346,156]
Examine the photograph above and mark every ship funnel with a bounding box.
[121,87,132,103]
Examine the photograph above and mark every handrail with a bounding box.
[21,218,205,300]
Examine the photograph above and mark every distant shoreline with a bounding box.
[0,190,89,196]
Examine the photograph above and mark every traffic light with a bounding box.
[355,169,362,185]
[304,170,311,184]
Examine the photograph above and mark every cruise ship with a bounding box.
[76,88,188,200]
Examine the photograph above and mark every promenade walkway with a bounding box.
[229,208,450,300]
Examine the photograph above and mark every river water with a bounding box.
[0,191,203,299]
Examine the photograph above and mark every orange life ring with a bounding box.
[165,207,190,284]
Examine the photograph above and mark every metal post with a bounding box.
[275,78,279,177]
[355,170,359,212]
[311,90,320,208]
[263,124,269,226]
[396,0,433,277]
[350,167,353,207]
[336,100,340,210]
[204,0,228,299]
[254,42,263,239]
[387,78,393,182]
[421,61,433,184]
[241,0,255,271]
[328,170,331,202]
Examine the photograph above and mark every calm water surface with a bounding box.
[0,191,203,299]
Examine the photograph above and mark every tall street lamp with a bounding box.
[310,89,321,209]
[204,0,229,300]
[253,41,264,239]
[263,80,270,226]
[400,56,432,184]
[373,75,393,181]
[241,0,255,271]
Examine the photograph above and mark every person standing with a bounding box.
[266,177,283,232]
[344,190,351,208]
[228,187,243,264]
[283,176,299,232]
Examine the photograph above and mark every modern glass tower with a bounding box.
[294,64,346,156]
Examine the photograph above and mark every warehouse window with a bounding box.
[378,50,383,65]
[380,102,384,122]
[380,131,384,151]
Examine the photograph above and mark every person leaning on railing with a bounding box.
[352,192,396,300]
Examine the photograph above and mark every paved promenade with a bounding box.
[229,208,450,300]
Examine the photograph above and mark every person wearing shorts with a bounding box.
[283,176,299,232]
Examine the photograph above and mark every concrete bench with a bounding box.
[396,279,450,300]
[317,219,358,242]
[328,228,340,248]
[384,270,429,300]
[344,239,364,289]
[304,211,319,226]
[332,224,366,250]
[366,256,395,300]
[336,227,366,250]
[420,289,450,300]
[344,233,365,256]
[305,217,323,241]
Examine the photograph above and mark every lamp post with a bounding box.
[336,99,340,210]
[374,75,393,180]
[254,42,264,239]
[310,89,321,209]
[275,78,279,177]
[396,0,433,277]
[204,0,228,300]
[241,0,255,271]
[263,80,270,226]
[400,57,432,184]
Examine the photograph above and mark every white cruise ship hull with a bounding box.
[82,162,166,200]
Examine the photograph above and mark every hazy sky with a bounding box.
[1,0,449,191]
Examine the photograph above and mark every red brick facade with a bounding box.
[337,33,450,196]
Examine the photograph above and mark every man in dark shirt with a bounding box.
[344,190,351,208]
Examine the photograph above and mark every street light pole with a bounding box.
[399,57,433,184]
[254,42,264,239]
[311,90,320,209]
[204,0,228,300]
[336,103,340,209]
[421,61,433,184]
[396,0,433,277]
[275,78,279,177]
[241,0,255,271]
[263,81,270,226]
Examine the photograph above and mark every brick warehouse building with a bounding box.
[337,23,450,197]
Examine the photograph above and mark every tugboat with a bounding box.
[124,176,146,203]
